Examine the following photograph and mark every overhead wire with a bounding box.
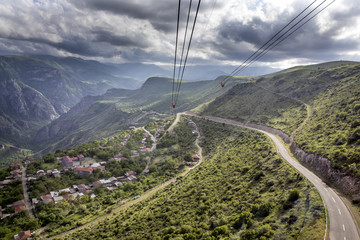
[227,0,330,81]
[225,0,335,87]
[171,0,182,108]
[173,0,202,108]
[220,0,319,87]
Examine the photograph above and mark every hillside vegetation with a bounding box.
[200,61,360,178]
[67,119,324,240]
[34,77,243,153]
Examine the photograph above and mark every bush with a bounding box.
[288,189,300,202]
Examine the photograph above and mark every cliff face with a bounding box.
[0,67,59,142]
[290,141,360,198]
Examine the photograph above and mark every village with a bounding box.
[0,117,203,240]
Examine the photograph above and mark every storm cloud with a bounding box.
[0,0,358,69]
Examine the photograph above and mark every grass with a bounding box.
[63,119,324,240]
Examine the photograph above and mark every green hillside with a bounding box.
[33,77,243,153]
[200,61,360,179]
[67,118,324,240]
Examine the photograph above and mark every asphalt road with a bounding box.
[200,115,360,240]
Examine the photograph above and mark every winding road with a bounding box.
[195,114,360,240]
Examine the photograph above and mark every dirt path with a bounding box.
[21,164,34,219]
[47,114,203,240]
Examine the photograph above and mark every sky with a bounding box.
[0,0,359,70]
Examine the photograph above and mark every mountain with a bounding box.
[33,76,243,153]
[199,61,360,187]
[0,55,176,163]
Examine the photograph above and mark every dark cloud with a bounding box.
[92,30,149,48]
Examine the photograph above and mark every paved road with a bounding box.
[197,115,360,240]
[21,164,35,218]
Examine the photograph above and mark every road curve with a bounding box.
[195,115,360,240]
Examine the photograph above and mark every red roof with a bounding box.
[41,194,52,200]
[93,181,102,187]
[77,154,84,159]
[77,184,86,189]
[12,200,25,207]
[15,205,26,213]
[63,156,71,161]
[192,154,200,159]
[79,168,93,173]
[18,230,31,240]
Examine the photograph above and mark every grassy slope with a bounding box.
[67,119,324,240]
[200,61,360,177]
[200,82,306,135]
[296,66,360,173]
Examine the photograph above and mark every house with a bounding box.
[140,148,147,154]
[129,126,136,130]
[59,188,71,194]
[50,191,59,198]
[114,154,123,158]
[127,175,137,181]
[119,142,126,146]
[192,154,200,161]
[53,196,63,204]
[40,194,53,204]
[62,156,73,167]
[77,154,85,160]
[114,182,123,187]
[92,165,105,172]
[131,150,138,156]
[36,170,45,177]
[0,179,12,188]
[11,163,21,169]
[125,171,136,177]
[10,170,21,178]
[32,198,39,205]
[14,230,31,240]
[15,205,26,213]
[77,184,87,192]
[92,180,102,188]
[52,169,61,178]
[72,160,81,167]
[75,167,93,177]
[12,200,25,208]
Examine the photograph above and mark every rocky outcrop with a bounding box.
[290,141,360,198]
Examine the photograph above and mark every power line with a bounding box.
[220,0,319,86]
[173,0,202,107]
[229,0,329,79]
[171,0,182,108]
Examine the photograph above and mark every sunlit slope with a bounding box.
[67,118,324,240]
[200,61,360,178]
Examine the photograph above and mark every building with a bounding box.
[40,194,53,204]
[75,167,93,177]
[14,230,31,240]
[192,154,200,161]
[125,171,136,177]
[15,205,26,213]
[12,200,25,208]
[62,156,73,167]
